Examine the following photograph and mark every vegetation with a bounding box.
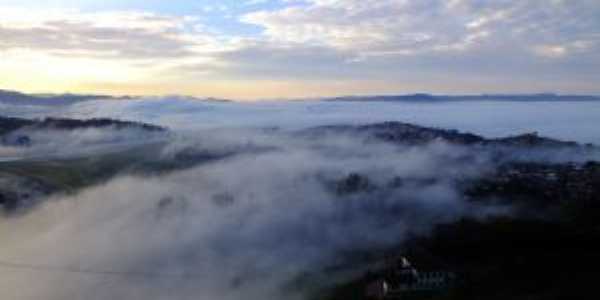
[319,162,600,300]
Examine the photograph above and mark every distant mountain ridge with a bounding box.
[0,116,165,137]
[0,89,120,105]
[324,93,600,102]
[3,89,600,104]
[304,121,591,149]
[0,89,231,104]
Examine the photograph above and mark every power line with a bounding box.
[0,259,204,279]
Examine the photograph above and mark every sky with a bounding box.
[0,0,599,99]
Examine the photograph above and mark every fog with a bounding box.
[1,98,598,300]
[0,125,516,300]
[0,126,170,161]
[2,98,600,144]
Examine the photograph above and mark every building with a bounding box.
[365,257,455,299]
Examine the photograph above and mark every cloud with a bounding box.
[1,1,600,96]
[240,0,600,60]
[2,99,599,299]
[3,113,597,299]
[156,0,600,88]
[0,126,169,160]
[0,125,510,300]
[0,8,234,93]
[4,96,600,145]
[245,0,270,6]
[0,8,224,59]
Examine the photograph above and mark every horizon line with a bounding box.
[2,88,600,102]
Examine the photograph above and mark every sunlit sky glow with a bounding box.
[1,0,599,99]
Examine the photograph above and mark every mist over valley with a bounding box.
[1,95,599,299]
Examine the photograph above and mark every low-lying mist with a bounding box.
[0,126,169,161]
[1,97,599,299]
[0,126,520,300]
[2,97,600,144]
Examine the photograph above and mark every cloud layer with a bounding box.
[1,126,509,300]
[1,0,599,96]
[2,97,600,145]
[1,96,599,299]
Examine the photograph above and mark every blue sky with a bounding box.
[1,0,599,99]
[2,0,286,36]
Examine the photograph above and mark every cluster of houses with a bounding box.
[365,257,455,300]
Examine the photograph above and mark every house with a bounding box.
[365,257,455,299]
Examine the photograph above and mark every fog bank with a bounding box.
[1,128,511,300]
[2,98,600,144]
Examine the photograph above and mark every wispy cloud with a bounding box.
[241,0,600,59]
[0,9,223,59]
[0,1,599,97]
